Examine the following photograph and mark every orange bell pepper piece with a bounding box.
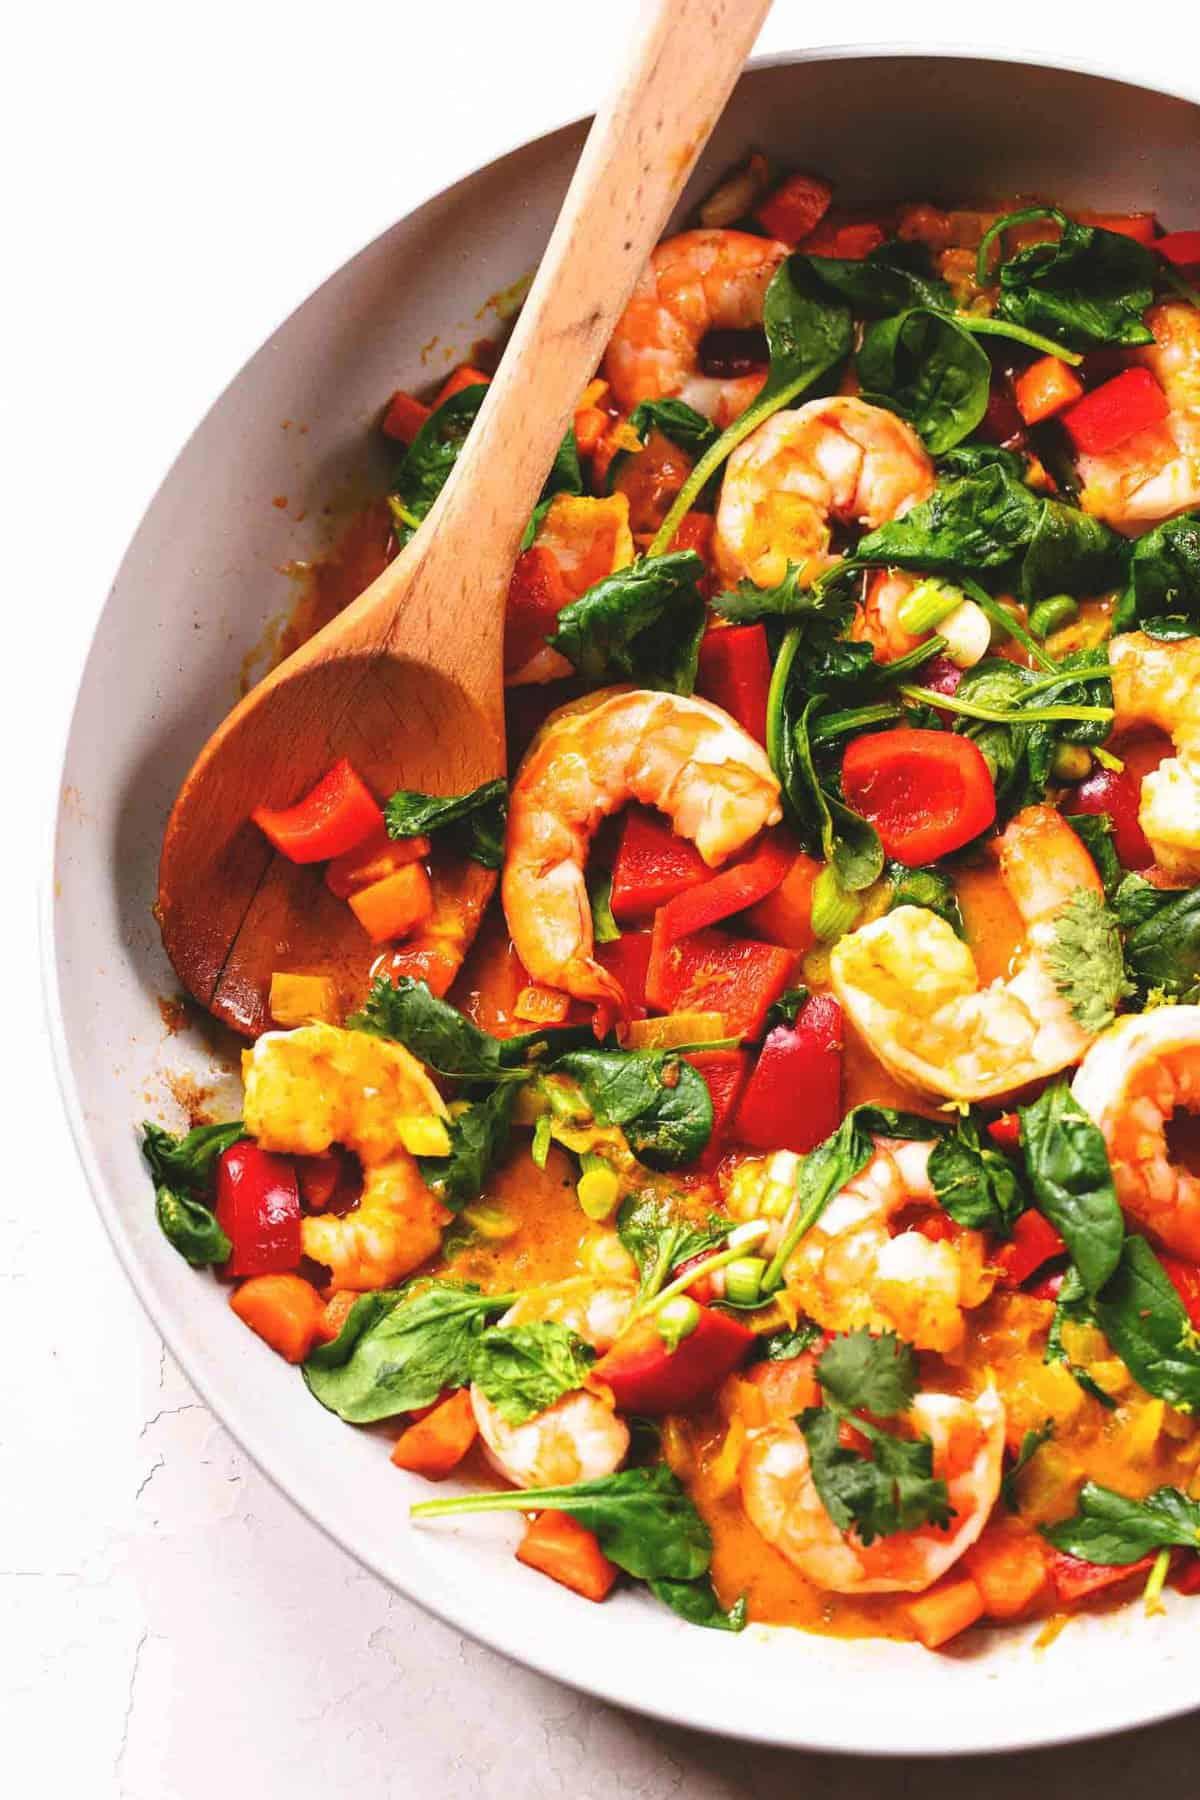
[381,390,432,444]
[325,824,431,898]
[963,1523,1050,1620]
[347,861,434,943]
[1013,356,1085,426]
[905,1573,986,1649]
[434,365,491,409]
[230,1274,325,1363]
[516,1511,619,1602]
[390,1389,478,1479]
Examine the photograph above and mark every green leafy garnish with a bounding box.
[1115,511,1200,631]
[417,1085,518,1210]
[815,1326,918,1416]
[385,778,507,870]
[1044,1266,1117,1410]
[929,1112,1026,1235]
[604,398,718,495]
[348,977,589,1082]
[979,207,1156,352]
[1116,876,1200,1006]
[1068,813,1122,899]
[1043,1481,1200,1565]
[646,1579,747,1632]
[303,1282,514,1423]
[886,863,964,937]
[588,870,621,945]
[1018,1082,1123,1295]
[857,306,991,453]
[548,550,707,694]
[469,1322,595,1426]
[140,1120,243,1267]
[1045,890,1133,1033]
[1094,1236,1200,1411]
[764,986,809,1030]
[616,1194,729,1299]
[555,1046,714,1171]
[1002,1421,1055,1511]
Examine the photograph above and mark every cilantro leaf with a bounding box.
[616,1194,728,1299]
[385,778,507,870]
[798,1404,951,1546]
[1043,1481,1200,1565]
[814,1328,917,1417]
[417,1085,517,1210]
[470,1322,595,1426]
[1045,890,1133,1032]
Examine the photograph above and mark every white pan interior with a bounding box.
[49,50,1200,1755]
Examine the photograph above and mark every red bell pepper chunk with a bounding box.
[609,808,708,923]
[733,993,843,1155]
[1156,230,1200,268]
[987,1112,1021,1150]
[433,365,491,409]
[1050,1549,1158,1605]
[591,1306,754,1414]
[654,834,792,948]
[1066,765,1155,870]
[251,759,383,865]
[504,544,570,676]
[1025,1268,1065,1301]
[1160,1254,1200,1330]
[1062,367,1170,456]
[216,1142,301,1277]
[842,728,996,866]
[754,171,832,245]
[696,624,772,745]
[1076,211,1159,247]
[683,1048,751,1172]
[645,919,795,1039]
[993,1210,1067,1288]
[1172,1554,1200,1595]
[800,220,886,259]
[594,930,653,1021]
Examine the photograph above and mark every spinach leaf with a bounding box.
[1022,498,1128,605]
[801,244,951,315]
[982,208,1157,352]
[616,1193,729,1297]
[761,1108,881,1290]
[469,1322,595,1426]
[1018,1082,1123,1295]
[417,1085,517,1211]
[857,307,990,453]
[886,862,964,936]
[951,654,1113,819]
[141,1120,243,1267]
[1002,1421,1055,1511]
[1044,1481,1200,1565]
[1094,1235,1200,1410]
[1045,1265,1117,1410]
[1118,877,1200,1004]
[1044,890,1133,1033]
[412,1463,712,1582]
[348,977,590,1082]
[1068,813,1122,899]
[303,1282,512,1422]
[556,1047,713,1170]
[1115,512,1200,631]
[390,385,488,542]
[930,1112,1026,1235]
[548,550,707,694]
[542,426,584,501]
[385,778,508,870]
[605,397,719,495]
[773,683,882,891]
[647,1579,747,1631]
[815,1327,917,1416]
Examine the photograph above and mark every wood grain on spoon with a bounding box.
[158,0,773,1037]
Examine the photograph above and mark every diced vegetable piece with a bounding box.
[645,920,795,1039]
[433,365,491,408]
[625,1011,728,1050]
[347,862,434,943]
[513,984,571,1026]
[592,1306,754,1414]
[754,171,832,244]
[215,1142,301,1277]
[1161,1254,1200,1331]
[230,1273,324,1362]
[252,759,383,865]
[268,972,339,1027]
[1061,368,1170,456]
[963,1523,1050,1620]
[295,1148,355,1213]
[574,406,608,455]
[799,220,886,259]
[1014,356,1085,426]
[316,1288,358,1344]
[1172,1554,1200,1595]
[905,1574,985,1649]
[987,1112,1021,1151]
[992,1210,1067,1287]
[654,834,793,948]
[733,993,843,1155]
[516,1511,619,1602]
[390,1389,477,1479]
[381,390,432,444]
[748,1353,823,1417]
[610,808,708,922]
[1028,594,1079,639]
[1049,1549,1158,1605]
[1156,230,1200,268]
[325,824,430,898]
[1075,211,1158,247]
[842,729,996,866]
[696,624,772,744]
[595,931,653,1020]
[742,849,821,952]
[504,544,571,676]
[670,511,715,570]
[1066,765,1154,870]
[683,1048,751,1171]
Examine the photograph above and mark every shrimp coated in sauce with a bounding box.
[1073,1006,1200,1260]
[1078,301,1200,532]
[242,1023,452,1290]
[831,804,1103,1101]
[604,229,788,427]
[1109,631,1200,882]
[502,688,781,1013]
[712,395,935,590]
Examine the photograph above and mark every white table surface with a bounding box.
[12,2,1200,1792]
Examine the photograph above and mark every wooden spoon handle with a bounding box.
[371,0,774,682]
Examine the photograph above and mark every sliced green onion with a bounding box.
[897,578,967,637]
[640,1221,770,1321]
[1051,743,1092,783]
[577,1152,620,1221]
[1029,594,1080,639]
[1093,745,1125,773]
[810,866,863,943]
[656,1294,701,1349]
[588,870,621,945]
[958,577,1056,673]
[531,1111,552,1169]
[723,1256,766,1308]
[387,496,422,532]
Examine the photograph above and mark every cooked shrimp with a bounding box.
[712,396,935,589]
[243,1023,452,1289]
[502,688,781,1012]
[851,568,991,670]
[1109,631,1200,882]
[831,803,1104,1100]
[468,1276,634,1488]
[1073,1006,1200,1259]
[726,1139,991,1353]
[604,229,788,428]
[507,494,635,687]
[741,1388,1004,1593]
[1078,300,1200,532]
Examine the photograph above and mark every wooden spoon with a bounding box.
[158,0,772,1036]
